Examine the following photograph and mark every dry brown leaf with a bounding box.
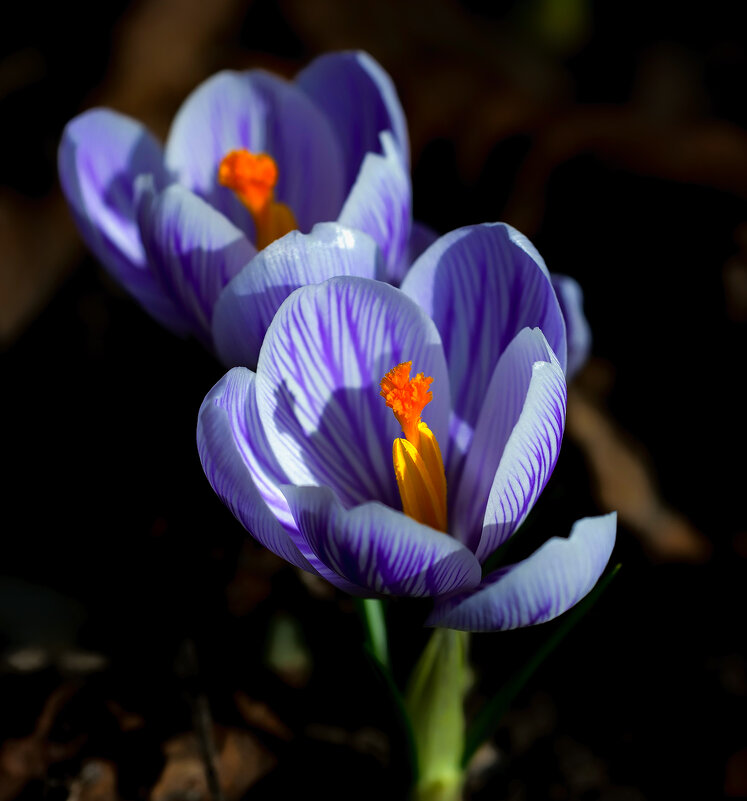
[234,692,293,741]
[0,684,83,801]
[150,727,275,801]
[67,760,119,801]
[567,380,711,563]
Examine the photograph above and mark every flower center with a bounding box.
[380,362,448,532]
[218,150,297,250]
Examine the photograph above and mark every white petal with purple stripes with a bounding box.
[551,273,591,379]
[475,356,567,562]
[282,485,481,597]
[137,183,256,347]
[401,223,567,430]
[337,132,411,284]
[450,328,560,552]
[296,50,409,190]
[165,70,345,235]
[58,109,187,333]
[197,368,315,571]
[255,277,450,510]
[212,223,382,368]
[427,513,617,630]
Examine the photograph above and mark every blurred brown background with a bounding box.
[2,1,747,799]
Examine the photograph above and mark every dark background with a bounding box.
[1,0,746,798]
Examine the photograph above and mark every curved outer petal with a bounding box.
[426,512,617,631]
[212,223,382,368]
[476,355,567,562]
[165,70,346,235]
[400,224,567,438]
[58,109,187,332]
[450,328,562,552]
[282,485,481,597]
[296,50,409,191]
[197,367,318,572]
[337,132,411,285]
[137,183,256,347]
[255,277,450,510]
[551,273,592,379]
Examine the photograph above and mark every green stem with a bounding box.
[356,597,390,670]
[405,629,469,801]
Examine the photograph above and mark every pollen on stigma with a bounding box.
[380,362,448,532]
[218,150,297,250]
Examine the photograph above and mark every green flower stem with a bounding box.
[405,628,470,801]
[356,597,390,670]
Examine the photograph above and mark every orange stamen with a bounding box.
[379,361,433,447]
[381,362,447,531]
[218,150,297,250]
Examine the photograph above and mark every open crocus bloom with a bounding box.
[197,223,615,630]
[58,51,425,360]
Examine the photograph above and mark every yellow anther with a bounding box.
[218,150,297,250]
[380,363,447,531]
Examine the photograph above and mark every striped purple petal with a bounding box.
[164,70,345,236]
[212,223,382,368]
[551,273,592,379]
[197,367,315,571]
[254,277,450,510]
[475,354,567,562]
[58,109,187,333]
[137,183,256,348]
[282,485,481,597]
[427,513,617,631]
[400,224,567,434]
[337,132,411,285]
[296,51,409,191]
[450,328,561,553]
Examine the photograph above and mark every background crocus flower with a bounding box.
[57,51,425,360]
[197,223,616,631]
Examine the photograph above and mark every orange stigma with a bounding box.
[380,361,433,447]
[380,362,447,532]
[218,150,297,250]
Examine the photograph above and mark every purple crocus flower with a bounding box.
[197,223,615,631]
[58,51,425,362]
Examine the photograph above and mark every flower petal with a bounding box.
[212,223,382,368]
[296,51,409,190]
[475,355,567,562]
[197,367,319,571]
[426,513,617,631]
[255,277,450,510]
[137,183,256,347]
[58,109,187,332]
[400,223,567,432]
[282,485,481,597]
[551,273,591,379]
[337,132,411,284]
[165,70,345,235]
[450,328,561,552]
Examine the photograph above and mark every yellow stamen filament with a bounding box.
[218,150,297,250]
[380,362,448,531]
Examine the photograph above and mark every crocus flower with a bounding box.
[197,223,615,631]
[58,51,425,361]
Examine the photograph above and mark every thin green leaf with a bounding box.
[462,563,621,766]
